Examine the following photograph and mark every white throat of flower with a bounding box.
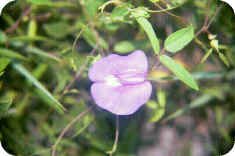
[105,75,122,87]
[104,71,145,87]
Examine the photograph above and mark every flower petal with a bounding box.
[91,81,152,115]
[88,50,148,82]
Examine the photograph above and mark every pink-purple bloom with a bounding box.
[88,50,152,115]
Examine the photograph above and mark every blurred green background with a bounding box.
[0,0,235,155]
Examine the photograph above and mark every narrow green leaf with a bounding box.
[0,31,7,43]
[159,55,199,90]
[0,58,10,73]
[147,100,165,122]
[0,93,13,117]
[136,17,160,54]
[12,63,65,114]
[27,0,51,5]
[218,52,230,67]
[26,46,61,62]
[27,19,37,37]
[165,94,213,121]
[157,90,166,107]
[200,48,213,63]
[27,0,74,7]
[149,0,160,3]
[164,25,194,53]
[0,48,27,60]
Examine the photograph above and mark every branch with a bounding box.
[51,106,93,156]
[107,116,119,156]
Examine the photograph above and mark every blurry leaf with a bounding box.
[12,63,65,114]
[200,48,213,63]
[147,90,166,122]
[0,48,27,60]
[191,71,224,80]
[0,93,13,117]
[157,90,166,107]
[147,100,157,109]
[27,19,37,37]
[80,25,108,49]
[32,64,48,79]
[81,0,105,18]
[165,94,213,121]
[149,0,160,3]
[111,5,130,22]
[27,0,74,7]
[114,41,135,53]
[210,39,219,52]
[0,57,10,73]
[164,25,194,53]
[73,114,94,137]
[136,17,160,54]
[44,22,70,39]
[9,36,60,46]
[218,52,230,67]
[27,0,51,5]
[0,31,7,43]
[131,7,150,18]
[147,100,165,122]
[25,46,61,62]
[149,107,165,122]
[159,55,199,90]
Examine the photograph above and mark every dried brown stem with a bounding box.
[5,7,31,34]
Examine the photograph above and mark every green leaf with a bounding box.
[111,5,130,22]
[25,46,61,62]
[0,48,27,60]
[0,31,7,43]
[78,24,108,49]
[146,90,166,122]
[164,25,194,53]
[27,0,74,7]
[159,55,199,90]
[27,19,37,37]
[82,0,105,18]
[218,52,230,67]
[0,93,13,117]
[136,17,160,54]
[210,39,219,52]
[0,57,10,73]
[147,100,165,122]
[131,7,150,18]
[27,0,51,5]
[44,22,70,39]
[114,41,135,53]
[12,63,65,114]
[200,48,213,63]
[149,0,160,3]
[157,90,166,107]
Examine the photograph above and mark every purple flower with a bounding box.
[88,50,152,115]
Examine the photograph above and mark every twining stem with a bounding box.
[154,3,188,25]
[195,5,222,37]
[63,44,97,94]
[51,106,93,156]
[107,116,119,156]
